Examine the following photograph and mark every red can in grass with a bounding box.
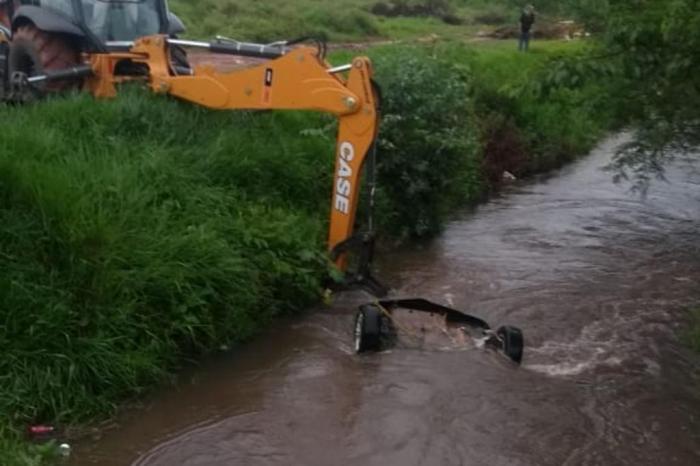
[26,424,57,441]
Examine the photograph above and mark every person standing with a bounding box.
[519,4,536,51]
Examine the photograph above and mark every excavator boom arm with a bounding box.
[85,36,379,271]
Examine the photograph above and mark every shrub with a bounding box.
[372,47,483,238]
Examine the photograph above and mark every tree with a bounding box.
[604,0,700,187]
[530,0,699,187]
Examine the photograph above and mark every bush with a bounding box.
[372,47,483,238]
[456,41,622,175]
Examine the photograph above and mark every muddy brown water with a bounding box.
[70,136,700,466]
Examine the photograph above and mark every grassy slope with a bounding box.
[168,0,512,42]
[345,39,613,177]
[0,93,336,461]
[465,40,617,171]
[687,309,700,353]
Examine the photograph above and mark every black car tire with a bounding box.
[497,325,524,364]
[354,304,383,353]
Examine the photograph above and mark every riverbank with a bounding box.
[0,39,621,464]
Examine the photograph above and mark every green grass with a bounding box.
[464,39,615,172]
[168,0,515,42]
[467,40,590,82]
[335,38,614,178]
[371,15,481,41]
[0,429,61,466]
[0,91,337,462]
[170,0,379,41]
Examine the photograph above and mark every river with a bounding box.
[70,136,700,465]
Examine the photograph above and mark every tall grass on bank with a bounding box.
[464,41,622,174]
[168,0,511,42]
[170,0,380,41]
[0,91,334,427]
[341,40,621,234]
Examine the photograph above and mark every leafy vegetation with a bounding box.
[465,41,615,172]
[0,429,61,466]
[372,48,482,238]
[515,0,700,189]
[170,0,377,41]
[603,0,700,187]
[338,39,619,238]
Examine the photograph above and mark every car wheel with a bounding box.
[354,304,382,353]
[497,325,524,364]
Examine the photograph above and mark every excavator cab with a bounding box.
[0,0,185,96]
[77,0,168,42]
[0,0,181,46]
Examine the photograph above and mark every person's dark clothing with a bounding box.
[519,11,535,51]
[520,12,535,33]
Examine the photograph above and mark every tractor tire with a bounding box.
[354,304,383,353]
[9,24,81,93]
[497,325,524,364]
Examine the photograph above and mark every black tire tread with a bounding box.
[498,325,524,364]
[355,305,383,353]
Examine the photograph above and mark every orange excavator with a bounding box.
[0,0,525,362]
